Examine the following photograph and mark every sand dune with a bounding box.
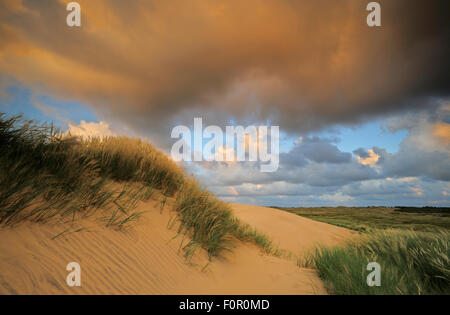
[232,204,353,255]
[0,200,352,294]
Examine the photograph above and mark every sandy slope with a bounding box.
[0,200,352,294]
[232,204,353,255]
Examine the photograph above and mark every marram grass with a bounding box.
[0,114,161,226]
[173,178,282,259]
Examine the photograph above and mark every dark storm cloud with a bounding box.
[0,0,449,146]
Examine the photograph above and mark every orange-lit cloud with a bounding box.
[214,145,236,164]
[409,187,424,196]
[433,122,450,146]
[357,149,379,166]
[228,186,239,196]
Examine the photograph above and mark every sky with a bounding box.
[1,0,449,207]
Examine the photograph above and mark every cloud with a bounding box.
[67,120,115,138]
[353,148,370,159]
[0,0,449,144]
[433,122,450,146]
[228,186,239,196]
[409,187,424,196]
[192,135,379,188]
[1,1,449,206]
[318,192,354,204]
[378,104,450,180]
[284,136,352,164]
[354,149,380,166]
[186,104,450,206]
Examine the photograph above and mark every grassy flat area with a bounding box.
[273,206,450,232]
[279,206,450,294]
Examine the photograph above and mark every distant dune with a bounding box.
[0,199,353,294]
[232,204,354,255]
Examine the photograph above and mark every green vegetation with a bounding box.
[302,230,449,294]
[275,206,450,232]
[279,206,450,294]
[0,114,272,259]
